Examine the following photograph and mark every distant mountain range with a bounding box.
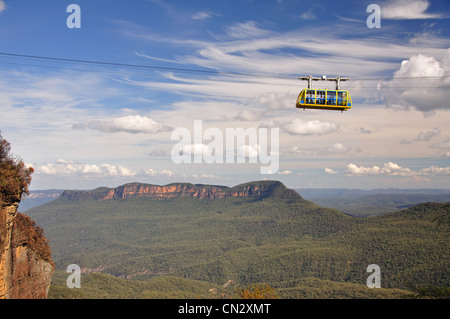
[21,185,449,217]
[296,188,449,217]
[24,180,449,299]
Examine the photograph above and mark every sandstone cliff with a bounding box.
[0,201,54,299]
[60,180,301,202]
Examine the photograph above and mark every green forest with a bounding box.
[25,181,449,299]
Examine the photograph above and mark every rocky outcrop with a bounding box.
[61,180,302,202]
[0,201,54,299]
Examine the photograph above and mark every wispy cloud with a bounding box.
[300,10,316,20]
[400,128,441,144]
[191,11,219,20]
[289,143,352,156]
[431,138,450,157]
[0,1,6,14]
[225,21,272,39]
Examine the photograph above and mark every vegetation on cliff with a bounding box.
[0,132,34,205]
[14,212,54,266]
[0,132,54,299]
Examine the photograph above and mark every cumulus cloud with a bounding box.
[345,162,450,176]
[138,168,173,177]
[0,1,5,14]
[35,159,173,178]
[381,0,442,20]
[379,51,450,112]
[324,168,339,175]
[73,115,171,134]
[37,160,136,177]
[419,166,450,175]
[283,119,339,136]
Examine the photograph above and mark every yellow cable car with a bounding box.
[295,75,352,112]
[296,88,352,112]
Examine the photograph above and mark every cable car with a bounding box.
[296,88,352,111]
[296,75,352,112]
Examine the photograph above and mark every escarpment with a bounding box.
[60,180,302,202]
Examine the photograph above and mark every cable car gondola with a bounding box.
[296,75,352,112]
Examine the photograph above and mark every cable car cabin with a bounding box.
[296,89,352,112]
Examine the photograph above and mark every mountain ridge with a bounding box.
[60,180,303,202]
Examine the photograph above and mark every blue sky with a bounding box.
[0,0,450,190]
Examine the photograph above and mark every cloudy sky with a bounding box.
[0,0,449,190]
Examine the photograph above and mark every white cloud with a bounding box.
[283,119,339,136]
[191,11,213,20]
[252,92,295,110]
[0,1,5,14]
[225,21,271,39]
[345,162,450,176]
[37,160,136,177]
[130,23,450,112]
[233,109,263,121]
[35,160,173,178]
[419,166,450,175]
[289,143,351,156]
[73,115,171,134]
[324,168,339,175]
[300,10,316,20]
[277,170,292,175]
[379,50,450,112]
[381,0,442,20]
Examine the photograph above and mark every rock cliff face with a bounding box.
[61,180,301,202]
[0,201,54,299]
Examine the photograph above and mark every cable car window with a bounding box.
[327,91,336,105]
[317,90,325,105]
[306,89,315,104]
[337,91,347,106]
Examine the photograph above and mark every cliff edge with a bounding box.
[0,132,55,299]
[0,200,55,299]
[60,180,303,202]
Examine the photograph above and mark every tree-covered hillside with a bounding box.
[26,181,449,298]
